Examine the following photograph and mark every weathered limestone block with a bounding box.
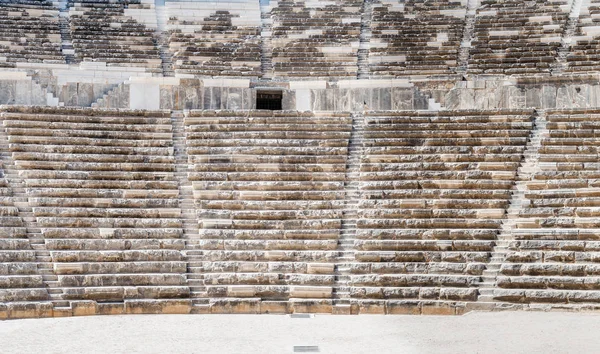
[290,299,332,314]
[53,261,187,275]
[7,302,53,319]
[45,239,185,251]
[58,273,186,287]
[125,299,191,314]
[209,298,260,314]
[0,262,38,275]
[290,286,332,298]
[50,249,183,262]
[0,288,49,302]
[260,301,290,314]
[421,301,461,315]
[386,300,422,315]
[355,300,386,314]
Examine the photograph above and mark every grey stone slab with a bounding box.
[0,81,17,105]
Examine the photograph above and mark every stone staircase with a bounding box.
[155,3,174,77]
[169,111,206,313]
[477,110,546,304]
[91,82,128,108]
[553,0,585,74]
[357,0,372,79]
[333,112,365,310]
[456,0,478,74]
[0,122,66,308]
[57,1,75,64]
[260,4,274,80]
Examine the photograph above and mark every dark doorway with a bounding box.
[256,90,283,110]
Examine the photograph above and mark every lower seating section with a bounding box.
[0,0,65,67]
[354,110,533,311]
[566,0,600,72]
[469,0,569,75]
[185,110,351,311]
[166,0,262,77]
[495,109,600,305]
[369,0,466,77]
[0,160,49,309]
[68,0,161,72]
[1,106,189,310]
[270,0,361,78]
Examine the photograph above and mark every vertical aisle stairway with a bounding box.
[357,0,372,79]
[553,0,586,74]
[333,112,365,312]
[260,2,274,79]
[477,110,547,305]
[156,0,174,76]
[456,0,478,73]
[170,111,204,313]
[0,119,65,309]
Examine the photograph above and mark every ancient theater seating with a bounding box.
[368,0,466,77]
[468,0,569,75]
[0,157,50,316]
[495,109,600,305]
[1,106,189,312]
[184,110,352,312]
[165,0,262,77]
[68,0,161,72]
[0,0,65,67]
[270,0,362,79]
[566,1,600,72]
[352,110,533,311]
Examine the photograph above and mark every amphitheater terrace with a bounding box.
[3,0,600,324]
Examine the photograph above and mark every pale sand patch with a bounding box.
[1,311,599,354]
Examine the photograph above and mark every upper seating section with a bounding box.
[166,0,262,77]
[369,0,467,77]
[353,110,533,309]
[270,0,361,78]
[495,109,600,305]
[68,0,161,72]
[566,0,600,72]
[0,0,65,67]
[469,0,569,75]
[185,110,352,308]
[1,106,188,307]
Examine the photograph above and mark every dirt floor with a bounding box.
[1,311,599,353]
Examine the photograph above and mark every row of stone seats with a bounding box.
[68,0,161,72]
[566,0,600,72]
[166,1,262,77]
[270,0,361,78]
[495,109,600,305]
[369,0,466,77]
[184,110,352,309]
[469,0,569,75]
[1,106,189,308]
[0,159,50,312]
[0,1,65,67]
[354,110,534,307]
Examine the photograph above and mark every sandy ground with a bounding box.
[1,311,599,354]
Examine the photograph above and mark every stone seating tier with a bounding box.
[0,4,65,66]
[166,1,262,77]
[0,106,189,311]
[468,0,569,74]
[353,109,534,305]
[494,108,600,304]
[369,0,466,77]
[269,0,361,78]
[68,0,160,70]
[184,110,351,304]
